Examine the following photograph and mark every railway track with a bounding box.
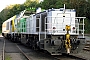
[2,38,89,60]
[15,43,32,60]
[64,40,90,60]
[2,39,5,60]
[2,38,55,60]
[53,53,87,60]
[3,39,32,60]
[83,40,90,51]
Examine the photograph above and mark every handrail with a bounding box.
[44,16,86,38]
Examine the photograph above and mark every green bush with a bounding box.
[84,18,90,34]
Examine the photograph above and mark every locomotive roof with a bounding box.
[33,8,76,16]
[4,15,16,23]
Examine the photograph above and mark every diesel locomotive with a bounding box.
[2,6,86,55]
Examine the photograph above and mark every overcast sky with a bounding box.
[0,0,26,12]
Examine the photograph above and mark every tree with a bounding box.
[24,0,38,8]
[39,0,64,9]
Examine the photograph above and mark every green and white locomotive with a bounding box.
[2,6,86,55]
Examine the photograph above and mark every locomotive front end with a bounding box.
[42,8,86,55]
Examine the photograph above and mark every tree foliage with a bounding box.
[24,0,38,8]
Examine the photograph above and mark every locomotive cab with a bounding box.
[34,8,86,55]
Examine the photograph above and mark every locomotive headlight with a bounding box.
[53,27,56,33]
[53,27,56,29]
[72,27,75,30]
[72,27,76,33]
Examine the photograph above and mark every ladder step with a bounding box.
[85,46,90,48]
[83,48,90,51]
[40,43,44,44]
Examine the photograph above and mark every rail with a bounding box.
[2,39,5,60]
[16,43,32,60]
